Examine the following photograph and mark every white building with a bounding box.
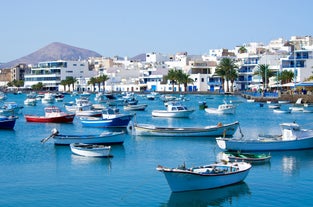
[24,60,97,91]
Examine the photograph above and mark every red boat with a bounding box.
[25,106,75,123]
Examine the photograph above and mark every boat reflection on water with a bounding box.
[166,182,250,207]
[275,149,313,176]
[71,154,112,172]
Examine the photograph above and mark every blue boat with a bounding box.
[80,108,134,128]
[0,116,18,129]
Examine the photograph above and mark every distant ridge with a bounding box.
[0,42,102,69]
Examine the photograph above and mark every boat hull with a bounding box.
[81,115,133,127]
[216,137,313,151]
[0,116,17,129]
[124,104,147,111]
[157,162,251,192]
[70,143,111,157]
[205,107,235,114]
[25,114,75,123]
[53,132,125,145]
[133,121,239,137]
[152,110,194,118]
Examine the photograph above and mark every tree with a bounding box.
[65,77,77,91]
[60,80,67,91]
[176,70,184,92]
[278,70,294,84]
[31,82,44,91]
[98,74,110,92]
[215,58,238,92]
[254,64,274,89]
[228,68,238,93]
[238,46,247,54]
[180,73,194,92]
[88,77,97,92]
[167,69,178,92]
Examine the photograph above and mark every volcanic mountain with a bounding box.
[1,42,102,68]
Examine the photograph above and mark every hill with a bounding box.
[0,42,102,68]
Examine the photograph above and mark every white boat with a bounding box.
[41,128,125,145]
[268,103,280,109]
[156,161,251,192]
[216,122,313,151]
[152,102,194,118]
[124,104,148,111]
[130,121,239,137]
[303,107,313,113]
[247,99,255,103]
[24,98,37,106]
[205,101,236,114]
[41,93,55,104]
[278,100,290,104]
[273,109,291,114]
[289,98,304,112]
[70,143,111,157]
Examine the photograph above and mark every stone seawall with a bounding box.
[241,93,313,104]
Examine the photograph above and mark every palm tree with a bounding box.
[278,70,294,84]
[65,77,77,91]
[254,64,274,89]
[60,80,67,91]
[98,74,110,92]
[167,69,178,92]
[238,46,247,54]
[31,82,44,91]
[215,58,238,92]
[175,70,185,92]
[95,76,102,92]
[88,77,97,92]
[228,68,238,93]
[180,73,194,92]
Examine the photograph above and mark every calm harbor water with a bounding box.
[1,93,313,207]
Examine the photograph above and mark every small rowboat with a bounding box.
[225,152,271,164]
[157,161,251,192]
[70,143,112,157]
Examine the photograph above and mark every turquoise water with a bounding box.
[0,93,313,207]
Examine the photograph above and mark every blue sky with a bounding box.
[1,0,312,62]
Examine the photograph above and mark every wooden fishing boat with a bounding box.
[123,104,148,111]
[25,106,75,123]
[70,143,112,157]
[216,122,313,151]
[80,107,134,128]
[41,128,125,145]
[0,116,18,129]
[152,102,195,118]
[224,152,271,164]
[205,101,236,114]
[130,121,239,137]
[157,161,251,192]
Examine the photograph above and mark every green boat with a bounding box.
[225,152,271,164]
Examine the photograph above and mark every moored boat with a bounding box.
[152,102,194,118]
[80,107,134,128]
[216,122,313,151]
[0,116,18,129]
[130,121,239,137]
[25,106,75,123]
[205,101,236,114]
[224,152,271,164]
[123,104,148,111]
[70,143,112,157]
[273,109,291,114]
[156,161,251,192]
[41,128,125,145]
